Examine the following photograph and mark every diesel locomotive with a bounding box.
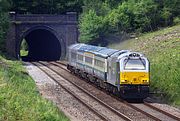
[67,43,150,99]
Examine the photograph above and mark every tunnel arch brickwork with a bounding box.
[6,12,78,60]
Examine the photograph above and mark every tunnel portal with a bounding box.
[6,13,78,60]
[22,29,61,61]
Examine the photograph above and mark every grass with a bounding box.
[109,24,180,106]
[0,53,69,121]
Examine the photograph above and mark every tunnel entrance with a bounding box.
[20,29,61,61]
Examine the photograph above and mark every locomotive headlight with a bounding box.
[121,80,128,83]
[142,80,149,83]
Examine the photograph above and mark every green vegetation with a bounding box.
[20,39,28,56]
[0,53,69,121]
[0,1,70,119]
[0,0,179,116]
[109,24,180,106]
[0,0,10,52]
[79,9,107,43]
[10,0,83,14]
[79,0,180,44]
[3,0,179,44]
[20,50,28,56]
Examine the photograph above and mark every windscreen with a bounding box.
[124,58,146,70]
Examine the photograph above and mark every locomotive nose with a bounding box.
[121,72,149,85]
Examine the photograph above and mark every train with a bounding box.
[67,43,150,99]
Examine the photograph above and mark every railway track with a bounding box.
[32,61,132,121]
[143,101,180,121]
[125,101,179,121]
[50,61,180,121]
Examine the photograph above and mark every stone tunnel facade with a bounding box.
[6,12,78,60]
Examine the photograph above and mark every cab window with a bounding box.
[124,59,146,70]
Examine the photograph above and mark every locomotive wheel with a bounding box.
[112,87,118,96]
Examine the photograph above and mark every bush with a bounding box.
[79,0,180,44]
[79,9,105,43]
[0,0,10,52]
[0,12,9,52]
[20,39,28,51]
[173,17,180,25]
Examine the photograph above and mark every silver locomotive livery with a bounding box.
[67,44,150,99]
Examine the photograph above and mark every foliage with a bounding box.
[160,7,172,26]
[0,0,11,11]
[79,0,112,44]
[20,39,29,56]
[20,50,28,57]
[20,39,28,51]
[132,0,157,32]
[0,0,10,52]
[79,0,180,43]
[0,12,9,52]
[155,0,180,26]
[5,0,180,44]
[10,0,83,14]
[79,9,107,44]
[107,0,158,32]
[82,0,111,16]
[107,1,132,32]
[0,54,69,121]
[173,17,180,25]
[109,24,180,106]
[79,10,98,43]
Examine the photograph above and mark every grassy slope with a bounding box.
[109,24,180,106]
[0,54,69,121]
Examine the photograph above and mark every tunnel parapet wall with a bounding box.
[6,12,78,60]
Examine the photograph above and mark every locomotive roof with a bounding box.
[69,43,126,58]
[78,44,104,52]
[69,44,140,58]
[69,43,85,51]
[76,44,119,57]
[92,48,119,58]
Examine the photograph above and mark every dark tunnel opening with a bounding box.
[20,29,61,61]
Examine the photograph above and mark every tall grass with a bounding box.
[0,54,69,121]
[109,24,180,106]
[150,47,180,105]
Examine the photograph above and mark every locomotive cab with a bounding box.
[119,53,150,99]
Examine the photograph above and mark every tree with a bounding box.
[107,1,132,32]
[0,0,10,52]
[155,0,180,26]
[107,0,158,33]
[133,0,157,32]
[10,0,83,14]
[79,9,105,43]
[83,0,108,16]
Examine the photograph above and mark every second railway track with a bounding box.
[32,61,180,121]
